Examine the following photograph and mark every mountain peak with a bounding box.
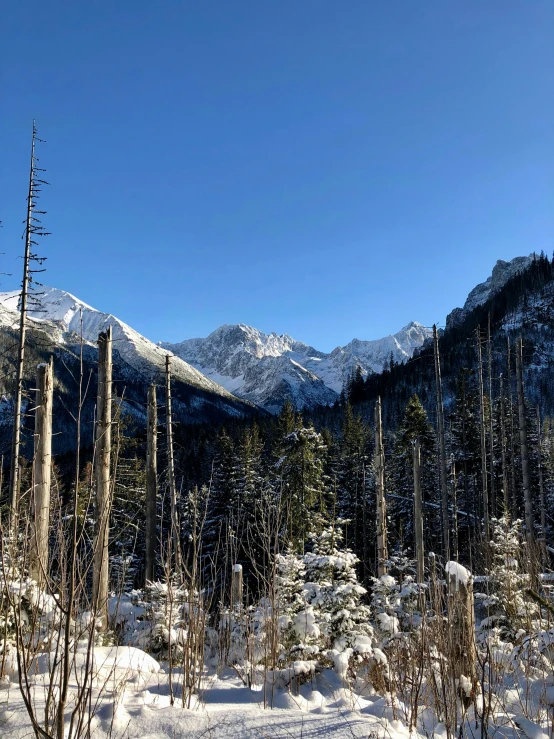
[446,254,536,330]
[0,285,252,410]
[164,319,431,410]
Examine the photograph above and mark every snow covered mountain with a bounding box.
[0,287,257,421]
[163,322,433,413]
[446,254,535,329]
[0,254,537,417]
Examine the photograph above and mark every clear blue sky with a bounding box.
[1,1,553,351]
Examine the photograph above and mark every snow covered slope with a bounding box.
[0,287,255,417]
[446,254,535,329]
[163,322,432,412]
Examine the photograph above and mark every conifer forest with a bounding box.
[1,122,554,739]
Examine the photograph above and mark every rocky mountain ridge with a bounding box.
[163,321,433,412]
[446,254,535,329]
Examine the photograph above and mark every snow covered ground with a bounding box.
[0,651,406,738]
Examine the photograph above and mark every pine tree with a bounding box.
[202,428,237,582]
[450,368,481,557]
[388,395,438,551]
[277,419,328,550]
[335,403,373,578]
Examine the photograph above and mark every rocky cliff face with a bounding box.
[446,255,534,330]
[163,321,433,412]
[0,287,258,436]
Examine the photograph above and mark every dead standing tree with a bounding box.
[29,359,54,584]
[413,438,425,610]
[374,397,388,576]
[93,327,113,630]
[487,314,496,518]
[165,355,183,576]
[536,405,546,554]
[433,324,450,561]
[499,375,510,514]
[515,337,534,558]
[476,327,490,544]
[9,121,50,529]
[145,383,158,583]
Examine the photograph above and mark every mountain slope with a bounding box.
[0,288,245,399]
[0,288,258,449]
[350,252,554,431]
[446,254,535,329]
[163,322,432,412]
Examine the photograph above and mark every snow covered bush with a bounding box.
[275,524,384,687]
[477,517,541,641]
[371,552,421,642]
[117,580,205,666]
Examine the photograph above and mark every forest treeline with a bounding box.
[6,252,543,603]
[3,253,554,599]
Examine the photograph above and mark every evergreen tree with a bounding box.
[277,419,328,550]
[202,428,238,583]
[348,366,365,405]
[388,395,439,551]
[335,403,373,580]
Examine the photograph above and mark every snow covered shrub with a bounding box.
[275,524,383,686]
[478,517,540,641]
[121,580,205,665]
[371,552,421,642]
[275,547,320,668]
[301,525,374,653]
[219,599,278,686]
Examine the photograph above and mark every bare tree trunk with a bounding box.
[413,439,425,601]
[447,565,476,703]
[507,336,517,513]
[451,458,459,561]
[515,337,534,551]
[433,324,450,561]
[487,314,496,518]
[93,327,112,630]
[476,327,490,542]
[374,397,388,576]
[165,355,182,575]
[29,360,54,585]
[536,405,546,547]
[145,384,158,584]
[231,563,243,611]
[499,375,509,514]
[9,127,37,527]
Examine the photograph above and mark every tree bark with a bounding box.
[515,337,534,550]
[93,327,112,630]
[374,397,388,576]
[433,324,450,561]
[165,355,183,576]
[413,439,425,594]
[499,375,509,514]
[145,384,158,583]
[487,314,496,518]
[9,127,36,526]
[447,565,476,705]
[507,336,517,513]
[536,405,546,547]
[29,359,53,585]
[476,327,490,542]
[231,563,243,611]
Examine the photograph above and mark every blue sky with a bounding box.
[1,1,553,351]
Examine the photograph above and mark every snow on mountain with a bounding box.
[163,325,336,414]
[0,287,251,409]
[446,254,535,329]
[163,321,432,412]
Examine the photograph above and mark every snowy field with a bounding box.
[0,648,406,738]
[2,522,554,738]
[2,634,554,739]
